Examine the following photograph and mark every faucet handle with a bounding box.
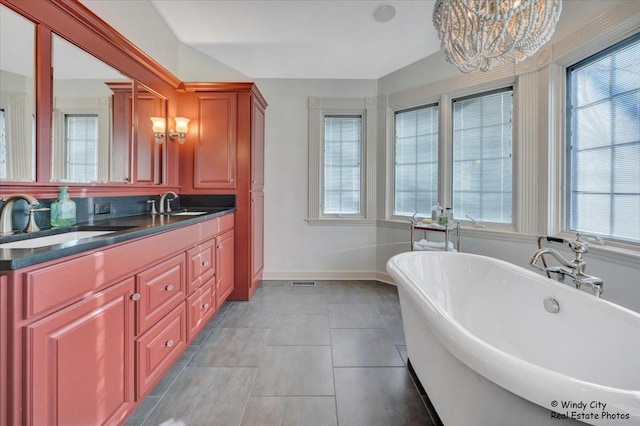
[25,207,50,233]
[576,233,604,244]
[147,199,158,215]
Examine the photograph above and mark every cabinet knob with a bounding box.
[202,303,210,310]
[165,340,174,347]
[217,245,222,249]
[230,178,234,183]
[165,285,174,291]
[130,293,141,301]
[202,261,209,267]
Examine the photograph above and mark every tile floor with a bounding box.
[126,280,440,426]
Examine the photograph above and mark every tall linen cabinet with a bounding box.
[178,83,267,301]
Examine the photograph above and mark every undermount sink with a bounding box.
[170,211,208,216]
[0,230,116,249]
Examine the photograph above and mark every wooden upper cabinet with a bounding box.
[251,95,266,191]
[193,92,238,189]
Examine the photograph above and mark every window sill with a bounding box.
[306,218,377,226]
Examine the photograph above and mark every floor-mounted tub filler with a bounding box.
[387,251,640,426]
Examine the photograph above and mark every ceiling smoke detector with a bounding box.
[373,4,396,23]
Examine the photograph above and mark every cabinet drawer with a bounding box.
[137,253,186,334]
[187,238,216,294]
[136,303,186,399]
[22,221,204,320]
[186,278,216,342]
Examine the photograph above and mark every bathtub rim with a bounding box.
[387,251,640,423]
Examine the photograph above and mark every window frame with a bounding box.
[564,33,640,245]
[307,96,377,225]
[391,102,440,220]
[451,86,515,226]
[64,113,100,182]
[385,80,517,233]
[322,114,364,217]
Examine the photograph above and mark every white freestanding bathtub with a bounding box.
[387,251,640,426]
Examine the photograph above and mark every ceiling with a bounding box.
[149,0,440,80]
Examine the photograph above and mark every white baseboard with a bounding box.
[262,270,396,286]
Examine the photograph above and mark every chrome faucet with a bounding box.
[159,191,178,214]
[0,194,41,235]
[530,234,604,297]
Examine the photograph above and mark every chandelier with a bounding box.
[433,0,562,73]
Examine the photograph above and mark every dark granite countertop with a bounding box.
[0,207,235,270]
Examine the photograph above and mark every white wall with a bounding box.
[255,79,379,280]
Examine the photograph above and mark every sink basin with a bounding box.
[0,231,115,249]
[170,211,208,216]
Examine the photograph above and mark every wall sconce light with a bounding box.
[150,116,166,144]
[169,117,190,144]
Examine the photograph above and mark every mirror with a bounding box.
[136,84,166,184]
[51,33,133,183]
[0,5,36,182]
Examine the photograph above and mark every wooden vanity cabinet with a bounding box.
[2,214,234,426]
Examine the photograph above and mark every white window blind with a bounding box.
[65,114,99,182]
[394,104,439,217]
[567,35,640,243]
[453,89,513,224]
[323,115,362,215]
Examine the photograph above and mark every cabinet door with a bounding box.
[194,92,237,189]
[251,192,264,289]
[216,229,235,306]
[26,278,135,426]
[251,95,266,191]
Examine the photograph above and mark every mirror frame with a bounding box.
[0,0,180,197]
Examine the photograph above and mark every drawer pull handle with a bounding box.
[165,340,174,347]
[165,285,174,291]
[202,303,210,310]
[202,261,209,267]
[130,293,141,301]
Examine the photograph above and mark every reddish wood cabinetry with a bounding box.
[179,83,267,301]
[26,278,136,426]
[192,92,238,189]
[136,253,186,334]
[136,303,187,398]
[2,214,234,425]
[216,229,235,306]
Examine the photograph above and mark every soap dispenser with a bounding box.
[50,186,76,227]
[431,202,442,222]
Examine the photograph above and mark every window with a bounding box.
[323,115,362,215]
[65,114,99,182]
[567,34,640,243]
[394,104,438,217]
[452,88,513,224]
[308,96,375,223]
